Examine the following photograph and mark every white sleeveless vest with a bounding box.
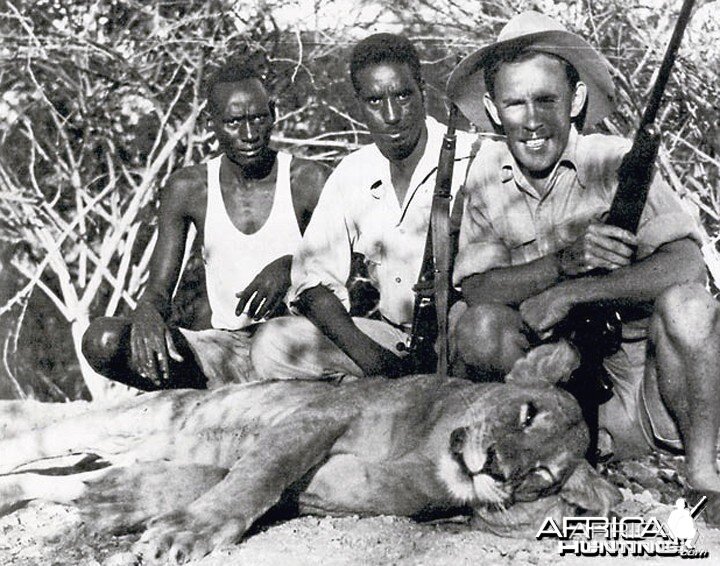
[203,152,301,330]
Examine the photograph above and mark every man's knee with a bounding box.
[81,317,129,372]
[251,316,309,379]
[453,303,526,374]
[652,283,720,349]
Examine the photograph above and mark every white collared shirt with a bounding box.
[291,116,475,327]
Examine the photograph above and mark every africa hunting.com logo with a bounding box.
[536,496,710,558]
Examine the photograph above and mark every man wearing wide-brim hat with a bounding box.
[448,11,720,525]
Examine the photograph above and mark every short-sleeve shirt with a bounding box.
[292,116,475,328]
[454,129,702,286]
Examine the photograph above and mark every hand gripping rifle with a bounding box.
[399,104,460,376]
[559,0,697,464]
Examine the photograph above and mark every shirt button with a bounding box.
[395,277,402,283]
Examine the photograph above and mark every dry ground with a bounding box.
[1,452,718,566]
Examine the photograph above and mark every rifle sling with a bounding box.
[432,192,452,377]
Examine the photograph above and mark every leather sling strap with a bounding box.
[430,105,459,377]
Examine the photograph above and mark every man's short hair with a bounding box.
[483,49,580,99]
[349,33,423,93]
[205,59,268,116]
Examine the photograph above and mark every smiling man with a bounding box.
[251,33,474,380]
[446,11,720,525]
[81,60,326,391]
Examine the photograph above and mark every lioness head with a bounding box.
[441,382,588,506]
[439,342,621,534]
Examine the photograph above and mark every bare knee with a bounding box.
[250,317,305,379]
[453,303,527,375]
[652,283,720,349]
[81,317,129,372]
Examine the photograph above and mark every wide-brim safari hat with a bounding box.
[447,11,615,131]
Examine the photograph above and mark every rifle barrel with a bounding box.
[640,0,696,127]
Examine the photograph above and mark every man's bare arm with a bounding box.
[290,158,329,234]
[138,172,198,313]
[462,254,562,306]
[520,238,706,333]
[296,285,404,377]
[552,238,704,305]
[131,168,201,383]
[462,222,638,306]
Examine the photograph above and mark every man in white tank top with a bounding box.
[81,60,327,391]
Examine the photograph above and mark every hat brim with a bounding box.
[447,30,615,131]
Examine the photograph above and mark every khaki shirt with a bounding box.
[454,129,702,286]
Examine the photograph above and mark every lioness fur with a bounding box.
[0,342,620,564]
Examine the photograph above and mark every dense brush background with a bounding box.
[0,0,718,401]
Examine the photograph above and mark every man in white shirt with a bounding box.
[251,33,474,380]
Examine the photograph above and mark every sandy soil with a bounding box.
[1,454,718,566]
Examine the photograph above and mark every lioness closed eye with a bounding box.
[0,342,620,564]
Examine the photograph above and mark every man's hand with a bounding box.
[355,340,408,378]
[556,222,637,276]
[130,303,183,386]
[520,285,575,337]
[235,255,292,321]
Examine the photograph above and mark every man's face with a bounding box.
[484,53,586,184]
[210,79,274,171]
[354,61,425,162]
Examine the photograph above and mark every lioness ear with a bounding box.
[505,340,580,386]
[559,461,622,516]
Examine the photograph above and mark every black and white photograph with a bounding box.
[1,0,720,564]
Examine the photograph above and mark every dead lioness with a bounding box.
[0,343,620,564]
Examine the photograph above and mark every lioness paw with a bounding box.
[135,526,208,565]
[134,511,246,565]
[149,531,208,565]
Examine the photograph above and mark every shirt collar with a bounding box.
[559,128,587,188]
[413,115,446,184]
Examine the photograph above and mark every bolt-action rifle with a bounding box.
[560,0,697,464]
[400,104,460,376]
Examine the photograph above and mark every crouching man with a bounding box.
[447,11,720,525]
[82,59,326,390]
[250,33,475,380]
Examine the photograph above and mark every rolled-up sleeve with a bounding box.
[635,175,702,260]
[290,167,355,310]
[453,176,511,285]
